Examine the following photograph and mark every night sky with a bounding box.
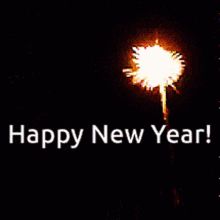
[4,0,220,219]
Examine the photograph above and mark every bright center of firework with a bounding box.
[123,42,185,121]
[126,44,184,89]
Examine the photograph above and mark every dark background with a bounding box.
[4,0,220,219]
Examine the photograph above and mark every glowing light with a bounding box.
[123,40,185,121]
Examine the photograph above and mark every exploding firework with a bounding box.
[123,40,185,122]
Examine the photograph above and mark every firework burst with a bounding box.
[123,40,185,122]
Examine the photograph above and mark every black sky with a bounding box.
[4,0,220,219]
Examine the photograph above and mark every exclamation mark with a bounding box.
[206,125,211,144]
